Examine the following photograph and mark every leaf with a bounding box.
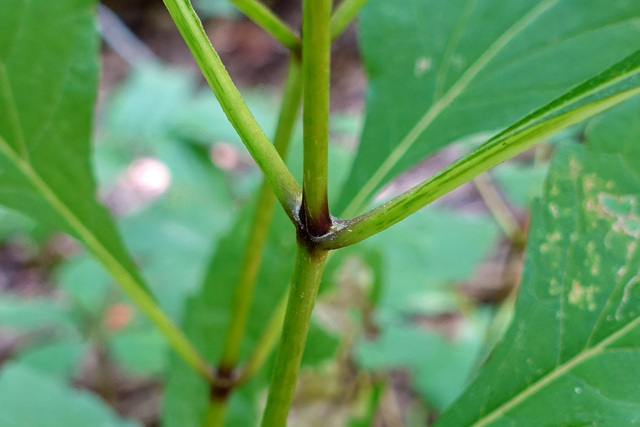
[15,339,85,380]
[370,208,498,313]
[0,363,137,427]
[357,318,488,411]
[57,255,113,316]
[492,162,548,208]
[162,201,297,427]
[436,97,640,425]
[0,0,151,295]
[96,65,238,316]
[0,295,76,335]
[338,0,640,215]
[108,329,167,376]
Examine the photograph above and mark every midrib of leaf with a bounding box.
[0,134,148,302]
[471,306,640,426]
[342,0,560,218]
[0,132,214,380]
[0,63,28,160]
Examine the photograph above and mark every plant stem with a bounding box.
[205,398,230,427]
[0,134,214,383]
[219,59,303,371]
[473,173,525,245]
[261,243,329,426]
[317,84,640,249]
[162,0,302,219]
[330,0,370,40]
[236,290,288,386]
[228,0,301,52]
[301,0,332,236]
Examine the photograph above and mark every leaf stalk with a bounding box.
[228,0,301,52]
[162,0,302,219]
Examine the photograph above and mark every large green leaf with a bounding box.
[0,1,150,293]
[338,0,640,215]
[0,363,137,427]
[436,98,640,425]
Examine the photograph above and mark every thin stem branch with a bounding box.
[162,0,302,219]
[229,0,301,52]
[473,173,525,245]
[236,290,288,386]
[205,398,230,427]
[0,133,214,383]
[301,0,332,236]
[316,84,640,250]
[330,0,370,40]
[219,59,303,371]
[261,243,329,426]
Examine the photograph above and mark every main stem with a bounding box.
[301,0,332,236]
[206,59,303,426]
[261,243,329,426]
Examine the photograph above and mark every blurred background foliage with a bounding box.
[0,0,569,425]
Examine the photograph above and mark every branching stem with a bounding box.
[301,0,332,236]
[330,0,370,40]
[228,0,301,52]
[162,0,302,219]
[219,59,303,372]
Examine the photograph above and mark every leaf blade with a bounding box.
[436,97,640,426]
[340,0,640,216]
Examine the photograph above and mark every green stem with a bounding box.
[317,84,640,249]
[205,398,230,427]
[301,0,332,236]
[229,0,301,52]
[261,243,329,426]
[219,59,303,371]
[236,290,288,386]
[473,173,525,245]
[162,0,302,219]
[330,0,370,40]
[0,134,213,383]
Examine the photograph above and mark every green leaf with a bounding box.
[57,255,112,316]
[338,0,640,215]
[15,339,85,380]
[0,0,152,295]
[109,329,167,376]
[492,162,548,208]
[357,318,488,411]
[0,295,76,335]
[162,202,297,427]
[370,208,498,313]
[0,363,137,427]
[436,97,640,425]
